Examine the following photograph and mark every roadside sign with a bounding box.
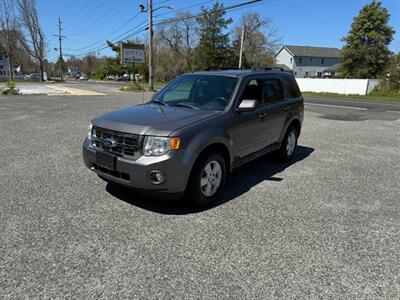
[121,44,145,64]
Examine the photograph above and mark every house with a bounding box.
[275,45,342,78]
[0,57,10,79]
[67,66,81,78]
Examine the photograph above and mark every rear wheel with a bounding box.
[187,151,227,206]
[278,126,298,161]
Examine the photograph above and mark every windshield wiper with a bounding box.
[150,99,168,106]
[170,103,198,109]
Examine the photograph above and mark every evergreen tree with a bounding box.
[194,2,234,70]
[341,1,395,79]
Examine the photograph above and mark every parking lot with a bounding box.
[1,84,400,298]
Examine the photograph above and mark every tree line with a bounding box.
[0,0,46,81]
[0,0,398,95]
[94,2,280,82]
[340,1,398,94]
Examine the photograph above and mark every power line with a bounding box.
[66,26,149,57]
[68,19,148,55]
[153,0,213,19]
[68,11,142,52]
[63,0,92,26]
[67,0,107,31]
[83,1,133,32]
[68,0,262,57]
[154,0,262,26]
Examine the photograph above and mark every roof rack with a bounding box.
[205,67,241,71]
[251,65,292,72]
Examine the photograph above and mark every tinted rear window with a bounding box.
[287,77,302,98]
[264,79,284,102]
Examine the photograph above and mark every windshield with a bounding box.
[154,75,238,111]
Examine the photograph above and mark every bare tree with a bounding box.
[0,0,18,79]
[154,11,198,80]
[232,12,281,68]
[16,0,45,81]
[179,12,197,70]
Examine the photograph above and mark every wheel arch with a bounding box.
[279,117,302,143]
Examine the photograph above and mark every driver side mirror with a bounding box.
[236,99,257,112]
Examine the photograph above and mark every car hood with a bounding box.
[93,103,221,136]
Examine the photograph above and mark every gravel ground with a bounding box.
[0,93,399,299]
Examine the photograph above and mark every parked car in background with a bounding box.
[79,75,88,81]
[107,75,117,80]
[116,75,128,81]
[83,68,304,206]
[25,73,40,80]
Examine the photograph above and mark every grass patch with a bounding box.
[120,81,154,92]
[302,92,400,103]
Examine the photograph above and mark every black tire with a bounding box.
[278,126,298,161]
[186,151,227,207]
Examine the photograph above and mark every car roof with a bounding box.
[187,69,294,78]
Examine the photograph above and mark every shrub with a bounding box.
[120,81,146,92]
[1,80,20,95]
[95,68,107,80]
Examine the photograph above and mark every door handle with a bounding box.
[284,106,291,112]
[258,112,267,118]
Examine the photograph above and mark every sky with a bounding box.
[36,0,400,63]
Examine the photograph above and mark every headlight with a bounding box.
[88,122,93,139]
[143,136,180,156]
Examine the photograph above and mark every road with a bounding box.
[0,83,399,298]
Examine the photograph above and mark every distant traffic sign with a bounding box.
[121,44,145,64]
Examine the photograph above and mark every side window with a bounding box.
[239,79,263,106]
[264,79,284,103]
[286,77,302,98]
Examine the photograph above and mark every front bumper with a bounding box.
[82,138,195,194]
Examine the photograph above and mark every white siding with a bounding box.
[275,48,294,70]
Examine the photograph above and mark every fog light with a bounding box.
[148,170,166,185]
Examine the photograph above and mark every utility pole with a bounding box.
[140,2,172,90]
[238,26,245,69]
[54,17,65,81]
[148,0,154,90]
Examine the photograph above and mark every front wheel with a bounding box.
[278,126,298,161]
[186,152,227,207]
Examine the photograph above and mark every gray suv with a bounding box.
[83,69,304,206]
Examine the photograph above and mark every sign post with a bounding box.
[120,43,145,82]
[120,44,145,64]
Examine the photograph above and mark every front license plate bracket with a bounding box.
[96,151,116,171]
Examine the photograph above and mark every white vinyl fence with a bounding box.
[296,78,379,95]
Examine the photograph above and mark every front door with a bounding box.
[230,78,268,158]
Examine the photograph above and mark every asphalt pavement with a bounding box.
[0,88,399,298]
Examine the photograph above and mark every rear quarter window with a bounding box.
[286,77,302,98]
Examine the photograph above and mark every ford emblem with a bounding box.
[103,138,117,148]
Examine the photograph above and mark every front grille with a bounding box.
[91,126,141,159]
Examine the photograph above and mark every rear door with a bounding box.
[261,76,288,145]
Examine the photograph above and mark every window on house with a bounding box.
[310,58,313,62]
[299,58,302,64]
[290,57,293,64]
[321,58,325,65]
